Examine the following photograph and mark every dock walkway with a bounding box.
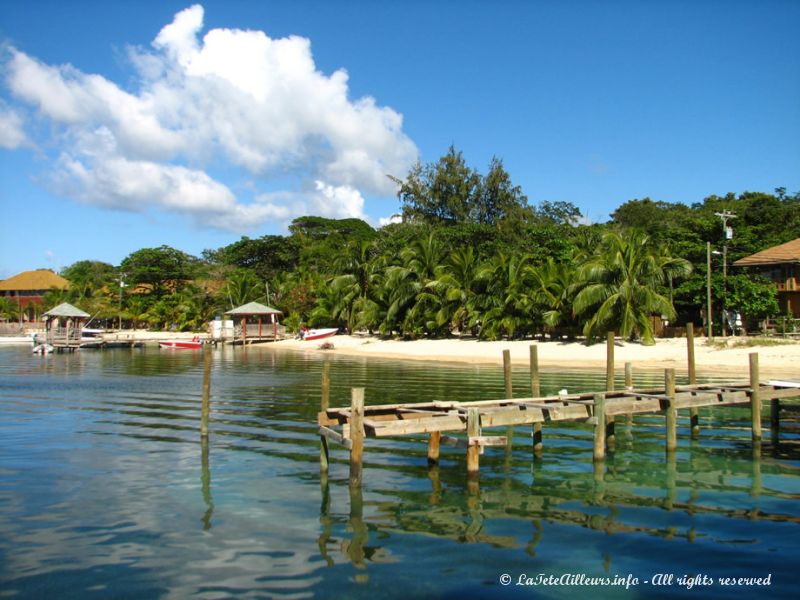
[315,339,800,482]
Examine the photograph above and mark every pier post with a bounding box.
[687,323,700,438]
[530,345,542,455]
[427,431,441,466]
[624,362,634,427]
[201,348,211,438]
[503,349,513,398]
[467,408,481,476]
[320,361,331,473]
[749,353,762,443]
[665,368,677,453]
[349,388,365,488]
[593,393,606,461]
[605,332,616,450]
[502,350,514,454]
[771,398,780,445]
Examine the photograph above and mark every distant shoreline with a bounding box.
[272,334,800,378]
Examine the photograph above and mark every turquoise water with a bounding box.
[0,345,798,599]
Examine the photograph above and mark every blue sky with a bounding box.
[1,0,798,278]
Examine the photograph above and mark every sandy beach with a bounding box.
[274,334,800,378]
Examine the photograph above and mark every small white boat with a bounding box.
[32,343,54,354]
[301,328,338,341]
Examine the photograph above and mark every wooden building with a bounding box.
[0,269,70,321]
[43,302,90,350]
[734,238,800,317]
[224,302,285,344]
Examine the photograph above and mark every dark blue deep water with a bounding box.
[0,345,798,599]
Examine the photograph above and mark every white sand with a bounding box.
[274,334,800,378]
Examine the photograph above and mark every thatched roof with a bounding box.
[0,269,69,292]
[43,303,90,318]
[734,238,800,267]
[225,301,282,315]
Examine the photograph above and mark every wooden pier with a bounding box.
[316,335,800,484]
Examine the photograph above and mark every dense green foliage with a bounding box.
[16,148,796,337]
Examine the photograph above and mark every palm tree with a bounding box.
[530,258,579,339]
[474,251,536,340]
[572,230,692,344]
[428,246,479,334]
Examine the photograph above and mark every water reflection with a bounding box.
[1,345,799,598]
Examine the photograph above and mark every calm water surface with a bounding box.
[0,345,798,599]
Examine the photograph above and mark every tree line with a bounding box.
[4,147,798,342]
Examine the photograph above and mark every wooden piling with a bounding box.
[665,368,677,453]
[201,348,211,437]
[606,332,615,391]
[624,361,633,427]
[593,393,606,461]
[349,388,365,487]
[749,353,761,443]
[503,350,512,398]
[467,408,481,476]
[605,332,616,450]
[771,398,780,444]
[687,323,700,438]
[320,361,331,473]
[427,431,441,465]
[530,345,542,455]
[624,362,633,389]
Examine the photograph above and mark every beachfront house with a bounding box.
[733,238,800,318]
[0,269,70,323]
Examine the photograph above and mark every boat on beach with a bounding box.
[301,328,338,341]
[159,339,203,350]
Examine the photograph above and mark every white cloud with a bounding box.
[0,104,27,148]
[1,4,417,230]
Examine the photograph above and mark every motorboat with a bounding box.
[301,328,338,341]
[159,339,203,349]
[32,343,54,354]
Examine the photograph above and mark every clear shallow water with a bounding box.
[0,345,798,599]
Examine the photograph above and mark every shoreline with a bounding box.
[272,334,800,378]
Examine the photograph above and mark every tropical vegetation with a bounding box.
[5,148,798,341]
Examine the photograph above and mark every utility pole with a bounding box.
[714,211,736,336]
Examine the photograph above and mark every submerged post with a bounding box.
[665,368,677,453]
[530,345,542,455]
[749,353,762,443]
[320,361,331,473]
[593,393,606,461]
[467,408,481,476]
[687,323,700,438]
[349,388,365,488]
[201,348,211,437]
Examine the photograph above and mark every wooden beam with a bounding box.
[469,436,508,447]
[201,347,211,438]
[319,425,353,450]
[530,344,542,455]
[366,414,465,437]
